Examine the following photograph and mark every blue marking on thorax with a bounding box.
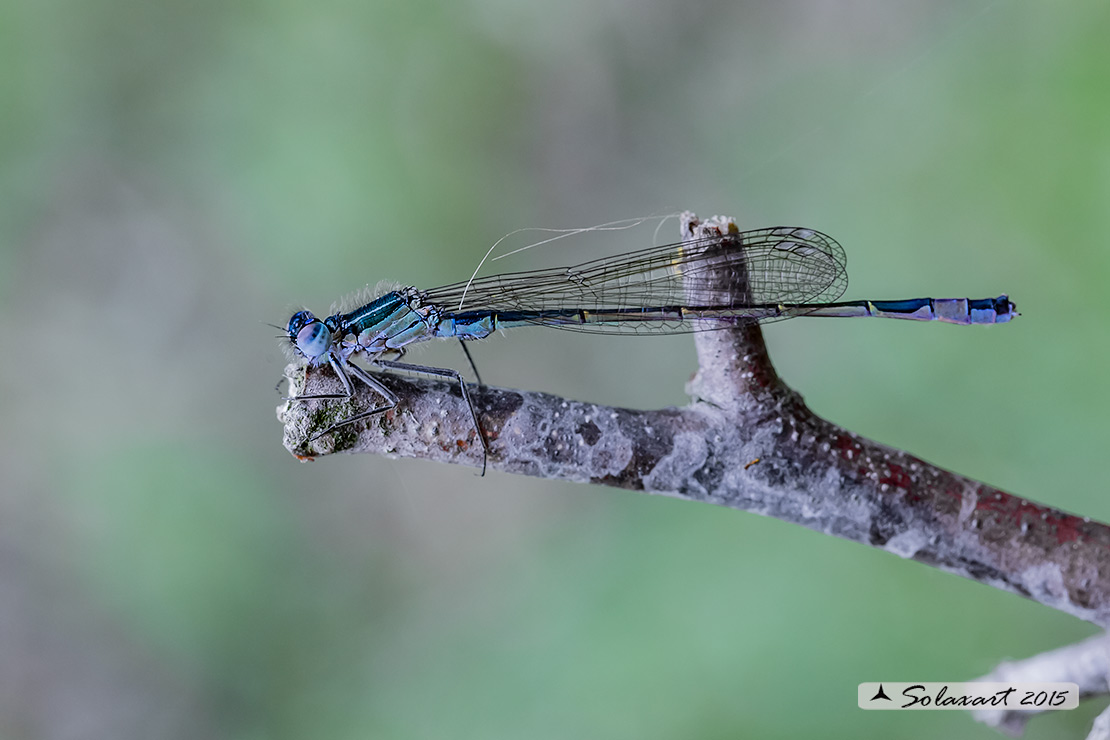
[339,292,410,334]
[332,291,438,352]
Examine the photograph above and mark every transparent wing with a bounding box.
[422,227,848,335]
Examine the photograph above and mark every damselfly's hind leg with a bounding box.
[458,339,484,386]
[375,357,490,475]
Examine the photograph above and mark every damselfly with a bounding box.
[283,225,1015,471]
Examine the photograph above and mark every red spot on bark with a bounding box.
[1051,516,1082,545]
[973,485,1089,545]
[834,434,861,461]
[879,464,912,491]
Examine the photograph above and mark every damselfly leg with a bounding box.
[458,339,484,386]
[292,355,490,474]
[374,357,490,475]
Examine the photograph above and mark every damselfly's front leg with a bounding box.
[290,356,398,444]
[284,355,355,402]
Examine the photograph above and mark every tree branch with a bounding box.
[278,212,1110,627]
[972,634,1110,737]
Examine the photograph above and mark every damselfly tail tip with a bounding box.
[997,294,1018,322]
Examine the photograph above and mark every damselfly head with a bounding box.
[287,310,332,362]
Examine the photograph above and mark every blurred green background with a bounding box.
[2,0,1108,737]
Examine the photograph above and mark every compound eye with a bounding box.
[286,310,315,335]
[295,319,331,360]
